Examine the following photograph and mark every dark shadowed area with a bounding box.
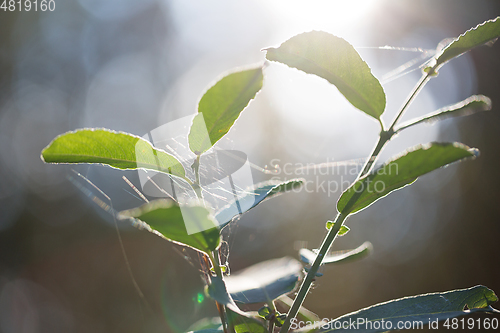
[0,1,499,332]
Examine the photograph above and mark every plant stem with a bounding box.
[377,118,385,131]
[208,251,230,333]
[216,302,229,333]
[360,71,433,178]
[196,160,230,332]
[394,117,427,133]
[268,318,275,333]
[211,251,223,278]
[192,155,203,199]
[278,141,381,333]
[194,155,201,184]
[359,135,387,178]
[268,300,277,333]
[279,212,348,333]
[278,139,385,333]
[393,97,451,133]
[388,72,431,132]
[279,71,434,333]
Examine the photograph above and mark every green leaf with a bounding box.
[41,128,186,178]
[396,95,492,132]
[301,285,499,333]
[325,221,350,236]
[337,142,478,215]
[257,306,271,319]
[215,179,304,229]
[227,309,267,333]
[225,257,302,304]
[119,200,220,255]
[265,31,386,120]
[274,314,286,327]
[188,66,264,154]
[207,276,241,309]
[434,16,500,68]
[299,241,372,266]
[207,276,268,333]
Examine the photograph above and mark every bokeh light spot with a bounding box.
[195,292,204,304]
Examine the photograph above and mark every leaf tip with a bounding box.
[363,241,374,253]
[436,16,500,67]
[468,147,480,158]
[40,149,48,163]
[477,94,493,110]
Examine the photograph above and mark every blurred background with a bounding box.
[1,0,500,332]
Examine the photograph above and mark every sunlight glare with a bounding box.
[260,0,379,38]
